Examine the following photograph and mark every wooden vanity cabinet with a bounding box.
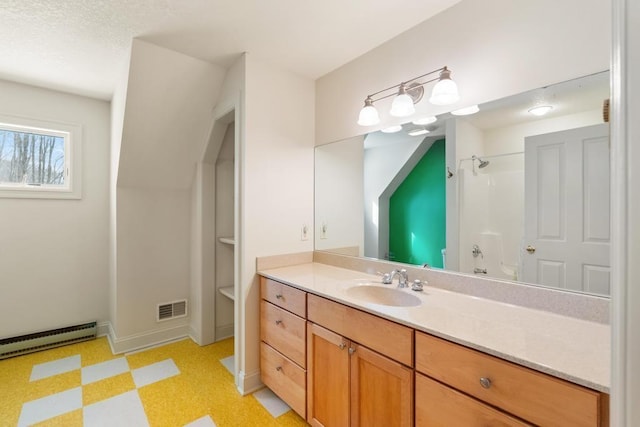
[259,278,307,418]
[415,331,605,427]
[307,295,413,427]
[259,275,609,427]
[415,373,532,427]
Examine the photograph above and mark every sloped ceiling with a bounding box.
[117,39,226,190]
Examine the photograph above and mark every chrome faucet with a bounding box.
[382,268,409,288]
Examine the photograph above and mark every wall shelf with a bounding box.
[219,286,235,301]
[218,237,235,245]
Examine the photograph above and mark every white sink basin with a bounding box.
[346,285,421,307]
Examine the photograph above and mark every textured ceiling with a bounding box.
[0,0,462,100]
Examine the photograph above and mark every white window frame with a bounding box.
[0,114,82,199]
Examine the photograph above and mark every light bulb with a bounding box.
[528,105,553,116]
[451,105,479,116]
[412,116,437,125]
[390,84,416,117]
[357,97,380,126]
[429,68,460,106]
[408,128,429,136]
[381,125,402,133]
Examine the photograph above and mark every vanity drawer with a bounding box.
[261,300,306,368]
[261,277,306,317]
[307,294,413,366]
[415,373,532,427]
[415,332,601,427]
[260,342,306,418]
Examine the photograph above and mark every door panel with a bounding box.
[350,344,413,427]
[307,323,349,427]
[523,124,610,294]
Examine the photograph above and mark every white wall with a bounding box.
[111,39,225,351]
[315,136,364,253]
[454,118,485,165]
[316,0,610,146]
[239,54,315,392]
[0,80,110,337]
[109,49,131,336]
[116,186,191,338]
[483,109,602,155]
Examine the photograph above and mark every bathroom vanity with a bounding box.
[258,260,609,427]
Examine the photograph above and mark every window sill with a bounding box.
[0,187,81,200]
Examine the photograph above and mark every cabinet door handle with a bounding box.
[338,343,346,350]
[275,320,282,325]
[348,347,356,355]
[276,366,283,372]
[479,377,492,389]
[275,294,283,299]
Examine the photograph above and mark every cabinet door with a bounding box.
[350,344,413,427]
[307,323,350,427]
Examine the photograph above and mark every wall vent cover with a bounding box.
[157,300,188,322]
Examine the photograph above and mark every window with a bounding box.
[0,115,81,199]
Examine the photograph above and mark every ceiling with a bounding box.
[462,70,609,130]
[0,0,462,101]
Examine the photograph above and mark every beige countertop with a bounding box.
[259,262,610,393]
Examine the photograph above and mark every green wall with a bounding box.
[389,139,446,267]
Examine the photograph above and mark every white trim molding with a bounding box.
[611,0,640,425]
[107,323,190,355]
[236,368,263,396]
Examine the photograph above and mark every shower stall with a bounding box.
[457,151,524,280]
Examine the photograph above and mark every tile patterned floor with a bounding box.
[0,337,307,426]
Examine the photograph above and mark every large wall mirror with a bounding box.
[315,70,610,297]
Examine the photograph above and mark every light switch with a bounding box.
[320,222,328,239]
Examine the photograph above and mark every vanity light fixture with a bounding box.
[412,116,437,125]
[389,83,417,117]
[528,105,553,116]
[381,125,403,133]
[357,66,460,126]
[357,97,381,126]
[451,104,480,116]
[407,127,430,137]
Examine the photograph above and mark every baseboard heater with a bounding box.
[0,321,97,360]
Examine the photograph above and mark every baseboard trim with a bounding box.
[188,326,202,346]
[108,324,190,354]
[96,321,111,338]
[215,324,234,342]
[237,369,263,396]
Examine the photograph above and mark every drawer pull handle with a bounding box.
[275,320,282,325]
[275,294,283,299]
[479,377,492,389]
[276,366,283,372]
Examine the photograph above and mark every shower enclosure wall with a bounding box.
[458,152,524,280]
